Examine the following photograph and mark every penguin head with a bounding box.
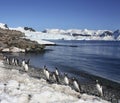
[45,68,48,71]
[72,77,75,81]
[55,67,58,70]
[44,65,46,68]
[96,80,99,83]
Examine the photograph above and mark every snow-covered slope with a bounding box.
[0,60,110,103]
[12,27,118,41]
[0,23,8,29]
[1,23,120,43]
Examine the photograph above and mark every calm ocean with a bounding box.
[18,40,120,84]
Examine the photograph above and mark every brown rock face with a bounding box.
[0,27,45,53]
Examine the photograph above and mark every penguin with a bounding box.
[24,63,29,72]
[15,58,19,66]
[43,65,47,74]
[11,57,15,65]
[64,73,69,85]
[22,59,25,67]
[55,67,59,76]
[52,72,60,83]
[45,68,50,81]
[52,72,57,82]
[72,77,81,93]
[96,80,103,97]
[6,56,10,65]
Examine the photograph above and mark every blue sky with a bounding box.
[0,0,120,31]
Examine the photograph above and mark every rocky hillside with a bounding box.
[0,27,45,53]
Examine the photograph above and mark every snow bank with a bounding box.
[2,47,25,53]
[0,60,110,103]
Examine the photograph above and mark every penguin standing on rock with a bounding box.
[24,63,29,72]
[45,68,50,82]
[72,77,81,93]
[6,56,10,65]
[15,58,19,66]
[43,65,47,74]
[52,72,60,83]
[11,57,15,65]
[96,80,103,97]
[22,59,25,67]
[55,67,61,83]
[55,67,59,76]
[64,73,69,85]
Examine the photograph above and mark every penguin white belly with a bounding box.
[45,71,49,80]
[24,64,28,72]
[43,69,46,75]
[53,74,56,81]
[96,84,103,96]
[73,81,80,92]
[55,70,59,76]
[64,77,69,85]
[22,61,25,67]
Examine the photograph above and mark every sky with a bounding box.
[0,0,120,31]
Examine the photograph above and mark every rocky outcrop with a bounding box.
[24,27,35,32]
[0,28,45,53]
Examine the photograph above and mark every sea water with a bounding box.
[18,40,120,84]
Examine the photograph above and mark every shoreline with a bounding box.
[1,54,120,103]
[0,60,111,103]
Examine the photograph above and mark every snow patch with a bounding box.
[0,60,110,103]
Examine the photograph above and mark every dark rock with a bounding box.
[113,29,120,39]
[100,31,113,37]
[24,27,35,32]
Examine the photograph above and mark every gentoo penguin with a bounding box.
[43,65,47,74]
[72,77,81,93]
[15,58,19,66]
[22,59,25,67]
[96,80,103,97]
[52,72,57,82]
[55,67,61,83]
[64,73,69,85]
[24,63,29,72]
[6,56,10,65]
[55,67,59,76]
[11,57,15,65]
[45,68,50,81]
[52,72,60,83]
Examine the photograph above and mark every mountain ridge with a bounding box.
[0,23,120,40]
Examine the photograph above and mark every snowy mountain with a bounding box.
[0,23,9,29]
[1,23,120,44]
[24,28,120,41]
